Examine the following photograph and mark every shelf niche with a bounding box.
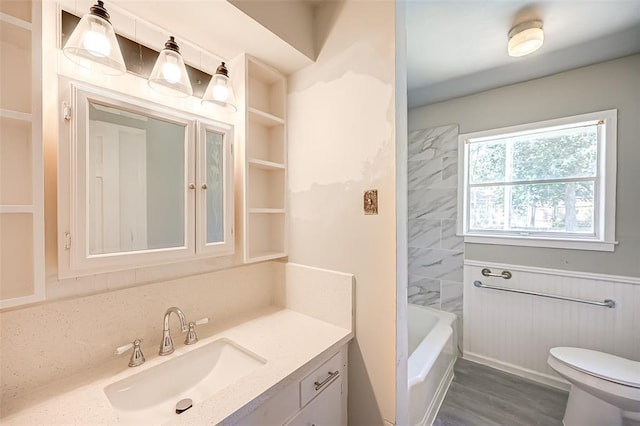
[237,55,288,264]
[0,0,44,308]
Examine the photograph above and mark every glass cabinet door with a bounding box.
[197,120,234,255]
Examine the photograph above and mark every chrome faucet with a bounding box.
[159,307,188,356]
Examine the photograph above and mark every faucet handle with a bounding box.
[185,317,209,345]
[195,317,209,326]
[114,338,145,367]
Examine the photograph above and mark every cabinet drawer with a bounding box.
[300,351,343,408]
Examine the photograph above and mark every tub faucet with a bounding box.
[159,307,188,356]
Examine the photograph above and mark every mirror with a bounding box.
[87,101,187,256]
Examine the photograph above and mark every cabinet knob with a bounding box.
[188,183,195,189]
[201,183,208,190]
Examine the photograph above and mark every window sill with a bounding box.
[462,234,617,252]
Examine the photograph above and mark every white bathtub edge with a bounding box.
[421,358,455,426]
[463,351,570,391]
[408,325,452,388]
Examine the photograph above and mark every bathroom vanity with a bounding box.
[1,306,352,425]
[0,261,354,424]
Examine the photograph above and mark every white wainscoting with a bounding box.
[463,260,640,390]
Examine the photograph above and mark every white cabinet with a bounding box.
[57,81,235,277]
[286,377,343,426]
[233,55,287,263]
[234,346,347,426]
[0,0,45,308]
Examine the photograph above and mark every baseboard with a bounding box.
[462,352,570,392]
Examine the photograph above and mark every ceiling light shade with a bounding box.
[202,62,237,112]
[508,20,544,57]
[148,36,193,97]
[62,1,126,75]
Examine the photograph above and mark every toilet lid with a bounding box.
[550,347,640,388]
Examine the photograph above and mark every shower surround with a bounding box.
[407,124,463,321]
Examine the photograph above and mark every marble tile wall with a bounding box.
[407,124,463,319]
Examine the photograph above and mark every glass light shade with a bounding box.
[62,2,126,75]
[148,37,193,97]
[202,62,237,112]
[508,21,544,57]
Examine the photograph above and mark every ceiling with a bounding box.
[406,0,640,108]
[112,0,314,75]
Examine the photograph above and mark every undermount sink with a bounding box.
[104,338,266,425]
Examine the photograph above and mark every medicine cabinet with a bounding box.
[0,0,45,308]
[58,80,234,278]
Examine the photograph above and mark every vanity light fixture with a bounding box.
[148,36,193,97]
[202,62,238,112]
[62,1,126,75]
[508,20,544,57]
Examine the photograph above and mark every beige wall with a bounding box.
[287,1,397,424]
[408,54,640,277]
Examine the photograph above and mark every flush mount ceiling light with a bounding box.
[148,36,193,97]
[202,62,238,112]
[508,20,544,57]
[62,1,126,75]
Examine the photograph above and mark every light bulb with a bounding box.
[82,22,111,57]
[162,60,181,84]
[201,62,237,112]
[212,77,229,102]
[61,1,126,75]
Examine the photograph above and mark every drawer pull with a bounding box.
[314,370,340,391]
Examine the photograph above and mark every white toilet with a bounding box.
[548,347,640,426]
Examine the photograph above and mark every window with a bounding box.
[458,110,617,251]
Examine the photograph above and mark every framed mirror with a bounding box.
[58,79,234,278]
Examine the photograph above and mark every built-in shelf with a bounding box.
[249,208,286,214]
[0,0,44,309]
[0,205,35,214]
[248,107,285,128]
[0,11,32,31]
[0,108,32,122]
[241,56,287,264]
[248,158,285,170]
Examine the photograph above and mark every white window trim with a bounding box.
[457,109,618,252]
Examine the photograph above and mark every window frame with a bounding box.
[457,109,617,252]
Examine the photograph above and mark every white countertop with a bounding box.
[1,306,353,425]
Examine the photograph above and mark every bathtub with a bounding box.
[408,304,458,426]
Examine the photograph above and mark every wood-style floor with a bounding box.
[434,359,568,426]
